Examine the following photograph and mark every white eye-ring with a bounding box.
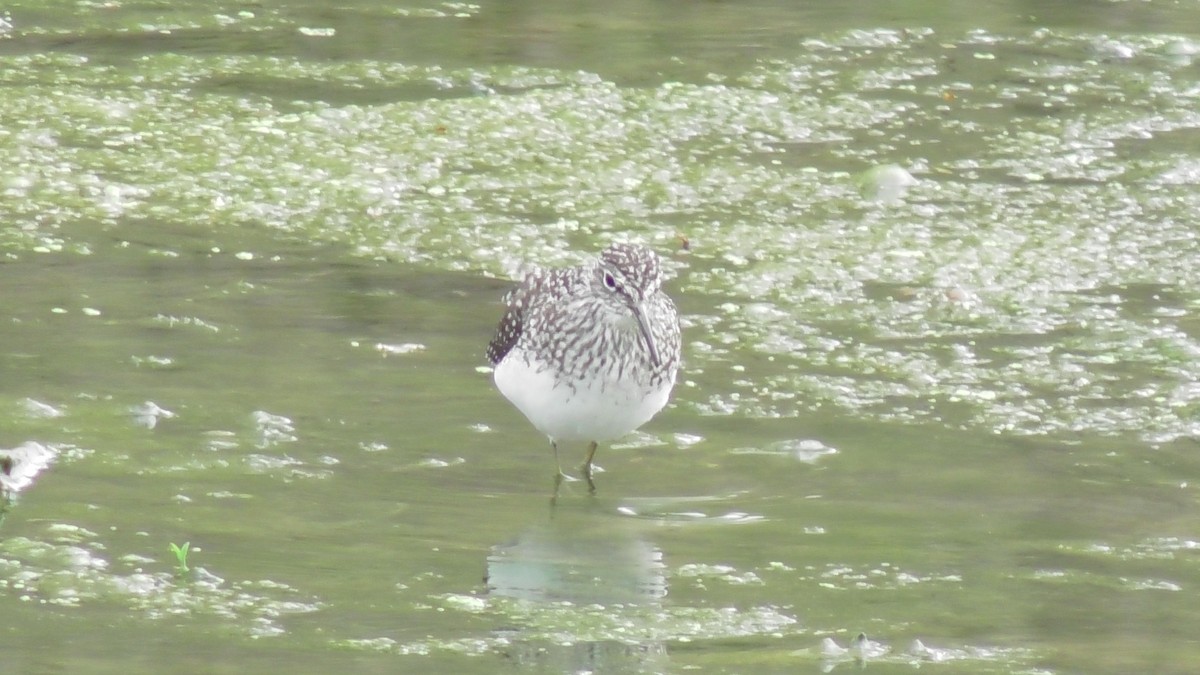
[604,272,617,289]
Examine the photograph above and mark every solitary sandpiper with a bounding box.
[486,242,681,485]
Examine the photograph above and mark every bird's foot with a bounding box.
[580,462,603,495]
[550,469,585,506]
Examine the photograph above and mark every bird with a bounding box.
[486,242,681,487]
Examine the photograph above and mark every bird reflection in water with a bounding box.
[485,508,667,671]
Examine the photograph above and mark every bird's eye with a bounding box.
[603,272,617,289]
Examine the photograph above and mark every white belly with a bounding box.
[493,354,673,442]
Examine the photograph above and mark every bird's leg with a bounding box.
[582,441,599,473]
[552,440,578,482]
[550,471,563,508]
[582,441,599,494]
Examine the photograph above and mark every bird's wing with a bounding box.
[486,269,541,365]
[485,267,580,365]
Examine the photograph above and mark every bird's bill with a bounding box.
[633,303,661,367]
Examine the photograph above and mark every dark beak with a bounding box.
[632,302,661,367]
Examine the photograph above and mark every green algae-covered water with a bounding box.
[2,1,1200,672]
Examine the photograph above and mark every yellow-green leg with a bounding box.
[552,440,577,481]
[582,441,599,494]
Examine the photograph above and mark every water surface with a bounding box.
[2,1,1200,673]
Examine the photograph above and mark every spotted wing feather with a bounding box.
[486,283,529,365]
[486,267,584,365]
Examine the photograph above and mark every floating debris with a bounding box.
[857,164,918,203]
[374,342,426,356]
[820,632,890,663]
[0,442,56,504]
[20,398,64,419]
[131,401,176,429]
[252,410,297,447]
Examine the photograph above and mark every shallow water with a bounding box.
[2,1,1200,673]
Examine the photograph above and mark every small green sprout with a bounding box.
[169,541,191,575]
